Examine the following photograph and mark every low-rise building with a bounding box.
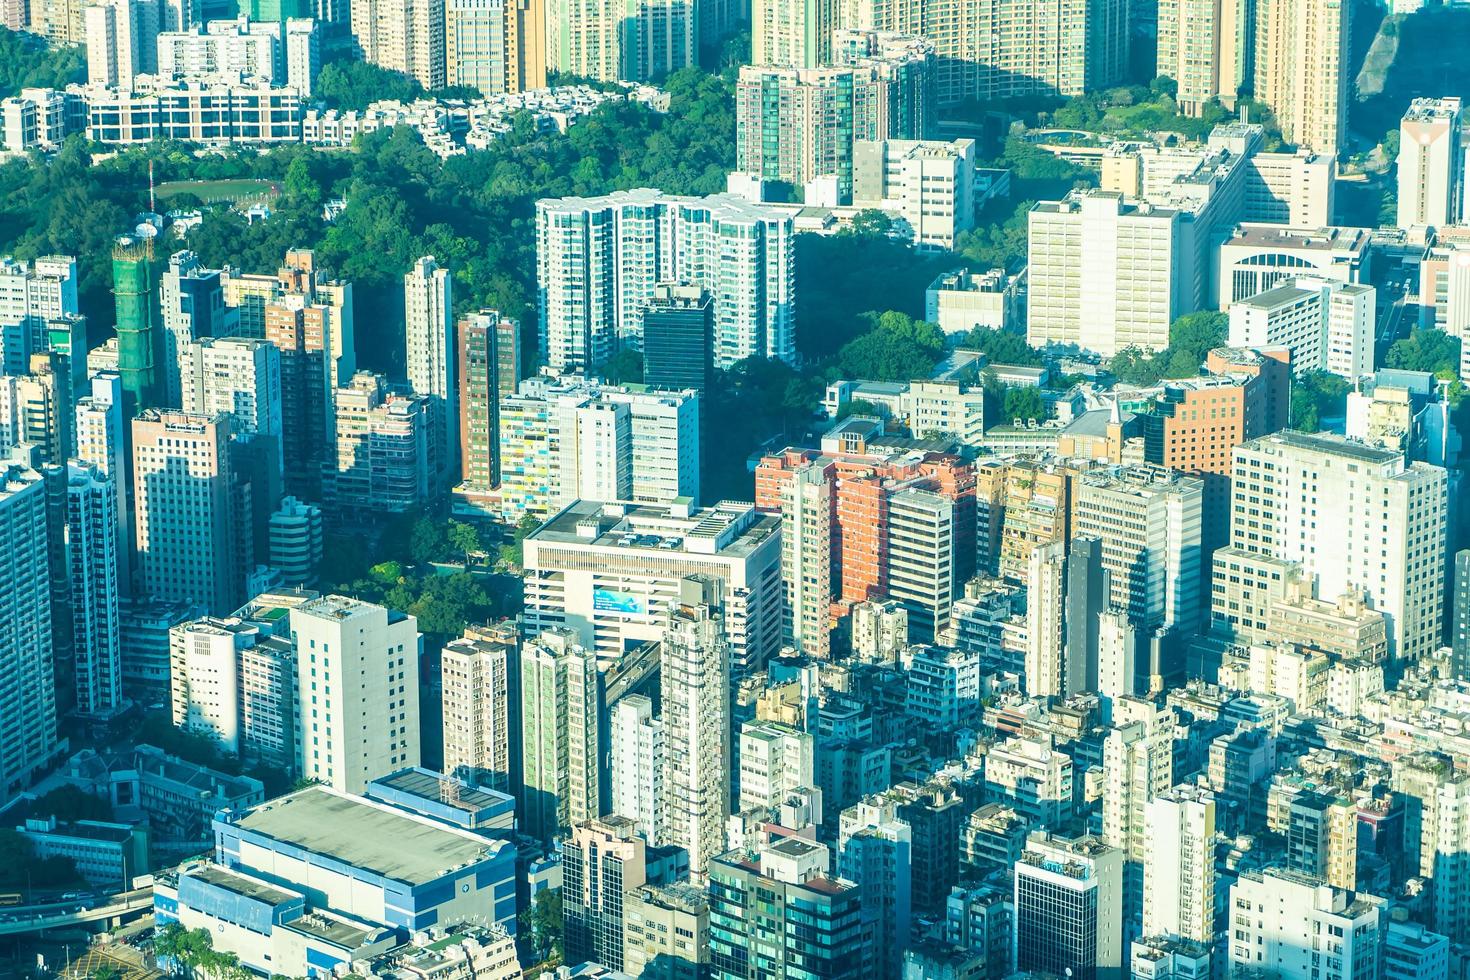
[15,816,148,890]
[924,268,1023,335]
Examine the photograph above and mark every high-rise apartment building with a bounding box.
[1102,698,1175,927]
[350,0,445,88]
[838,796,913,974]
[1072,464,1204,632]
[445,0,547,95]
[291,594,421,794]
[158,250,227,409]
[610,694,664,842]
[1156,0,1250,115]
[85,0,162,89]
[73,372,129,595]
[440,622,519,794]
[520,627,600,839]
[156,18,321,92]
[1229,431,1447,661]
[170,599,300,769]
[0,255,77,376]
[0,453,59,800]
[495,375,700,521]
[1025,537,1111,698]
[1027,190,1185,355]
[751,0,836,66]
[734,32,934,203]
[0,356,69,466]
[58,461,122,718]
[403,257,455,489]
[1013,832,1124,980]
[547,0,692,81]
[178,336,283,456]
[267,496,321,586]
[536,190,795,373]
[660,576,730,876]
[1453,549,1470,681]
[131,410,241,615]
[709,837,871,979]
[1398,98,1462,229]
[737,719,814,810]
[852,138,977,250]
[1134,347,1292,553]
[1142,784,1215,943]
[325,372,431,514]
[455,309,519,498]
[1393,753,1470,939]
[777,461,834,658]
[1227,869,1381,977]
[1254,0,1350,153]
[756,429,976,645]
[624,884,710,978]
[563,817,647,972]
[863,0,1129,104]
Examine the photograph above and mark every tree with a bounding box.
[1168,311,1227,364]
[0,28,85,96]
[447,521,483,567]
[602,348,644,385]
[1109,346,1165,386]
[958,326,1044,366]
[836,311,946,381]
[1002,386,1049,422]
[316,58,425,110]
[32,785,113,823]
[1387,327,1461,377]
[835,398,884,421]
[409,517,448,565]
[1290,370,1351,433]
[527,889,564,961]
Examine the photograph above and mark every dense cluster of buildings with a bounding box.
[8,0,1470,976]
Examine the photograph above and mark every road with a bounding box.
[0,889,154,937]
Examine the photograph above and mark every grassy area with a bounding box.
[154,178,280,205]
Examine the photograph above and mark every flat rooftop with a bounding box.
[281,910,381,948]
[371,768,513,814]
[232,787,497,886]
[1256,430,1401,465]
[528,499,778,560]
[187,864,299,906]
[1225,224,1369,251]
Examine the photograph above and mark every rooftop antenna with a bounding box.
[148,159,155,214]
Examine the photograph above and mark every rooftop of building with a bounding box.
[1235,282,1321,308]
[535,188,792,225]
[929,267,1010,293]
[227,786,502,886]
[280,909,384,948]
[1033,188,1180,218]
[368,768,515,817]
[527,498,778,560]
[18,818,137,843]
[636,882,709,915]
[184,863,300,906]
[1247,429,1402,465]
[1223,224,1370,251]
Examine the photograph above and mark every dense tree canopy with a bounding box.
[0,28,84,96]
[1290,370,1352,433]
[1386,327,1462,378]
[958,325,1044,366]
[837,311,947,382]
